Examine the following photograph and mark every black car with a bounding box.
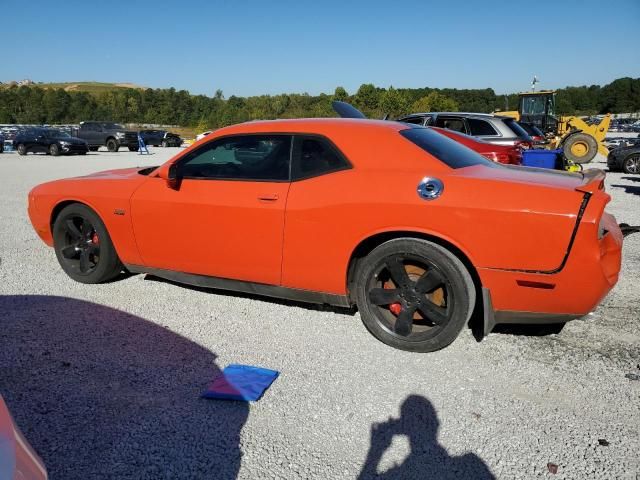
[14,128,89,156]
[607,145,640,174]
[139,129,183,147]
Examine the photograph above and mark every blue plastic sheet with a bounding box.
[202,364,279,401]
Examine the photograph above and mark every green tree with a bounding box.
[333,86,348,102]
[412,92,459,113]
[379,86,409,118]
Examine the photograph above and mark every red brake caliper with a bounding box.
[91,233,99,244]
[384,281,402,315]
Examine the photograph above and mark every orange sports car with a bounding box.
[28,116,627,351]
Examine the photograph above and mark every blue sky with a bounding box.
[2,0,638,97]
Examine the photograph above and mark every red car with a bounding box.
[432,127,522,165]
[28,117,626,352]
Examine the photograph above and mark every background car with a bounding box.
[398,112,533,148]
[14,128,89,156]
[0,133,4,153]
[28,117,624,353]
[196,131,212,141]
[607,144,640,173]
[431,127,522,165]
[139,129,183,147]
[75,122,138,152]
[517,122,547,144]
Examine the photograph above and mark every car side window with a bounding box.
[291,136,351,180]
[468,118,498,136]
[434,117,467,134]
[179,135,292,181]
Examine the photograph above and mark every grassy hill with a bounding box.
[40,82,146,93]
[2,81,147,94]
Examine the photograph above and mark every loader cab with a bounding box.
[518,91,557,134]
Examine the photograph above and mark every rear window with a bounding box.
[468,118,498,136]
[400,127,496,169]
[503,118,532,140]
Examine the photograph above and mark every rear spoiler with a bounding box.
[575,169,606,194]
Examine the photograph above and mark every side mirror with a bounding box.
[158,163,181,189]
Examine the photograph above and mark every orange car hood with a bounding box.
[74,167,154,180]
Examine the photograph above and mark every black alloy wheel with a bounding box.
[17,143,27,155]
[355,239,475,352]
[58,215,101,275]
[53,204,123,283]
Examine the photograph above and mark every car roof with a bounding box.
[215,118,408,135]
[400,112,506,119]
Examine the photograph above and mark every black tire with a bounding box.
[89,146,99,152]
[562,132,598,164]
[17,143,27,155]
[49,143,60,156]
[128,146,139,152]
[354,238,475,352]
[0,143,3,153]
[106,139,118,152]
[52,203,123,284]
[161,140,168,148]
[622,154,640,174]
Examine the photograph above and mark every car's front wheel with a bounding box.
[354,239,475,352]
[52,203,123,284]
[623,154,640,174]
[17,143,27,155]
[49,144,60,156]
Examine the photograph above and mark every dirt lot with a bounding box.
[1,147,639,479]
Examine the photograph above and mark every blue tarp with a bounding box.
[202,364,279,401]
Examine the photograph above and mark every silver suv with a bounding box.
[398,112,533,147]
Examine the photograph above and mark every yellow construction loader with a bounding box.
[499,90,610,164]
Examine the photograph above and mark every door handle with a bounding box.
[257,193,279,201]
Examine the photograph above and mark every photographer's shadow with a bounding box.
[358,395,494,480]
[0,295,247,480]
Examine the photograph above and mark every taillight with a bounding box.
[515,140,532,150]
[482,152,511,164]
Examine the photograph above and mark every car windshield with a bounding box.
[45,129,70,138]
[400,127,496,169]
[503,119,533,141]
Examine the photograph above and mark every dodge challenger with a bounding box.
[28,117,626,351]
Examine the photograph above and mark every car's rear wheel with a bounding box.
[52,204,123,284]
[623,154,640,174]
[354,239,475,352]
[49,144,60,156]
[106,139,118,152]
[17,143,27,155]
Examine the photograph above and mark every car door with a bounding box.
[130,134,292,285]
[33,129,47,152]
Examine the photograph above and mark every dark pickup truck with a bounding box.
[76,121,139,152]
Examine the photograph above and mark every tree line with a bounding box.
[0,77,638,129]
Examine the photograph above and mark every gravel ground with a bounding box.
[0,147,639,480]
